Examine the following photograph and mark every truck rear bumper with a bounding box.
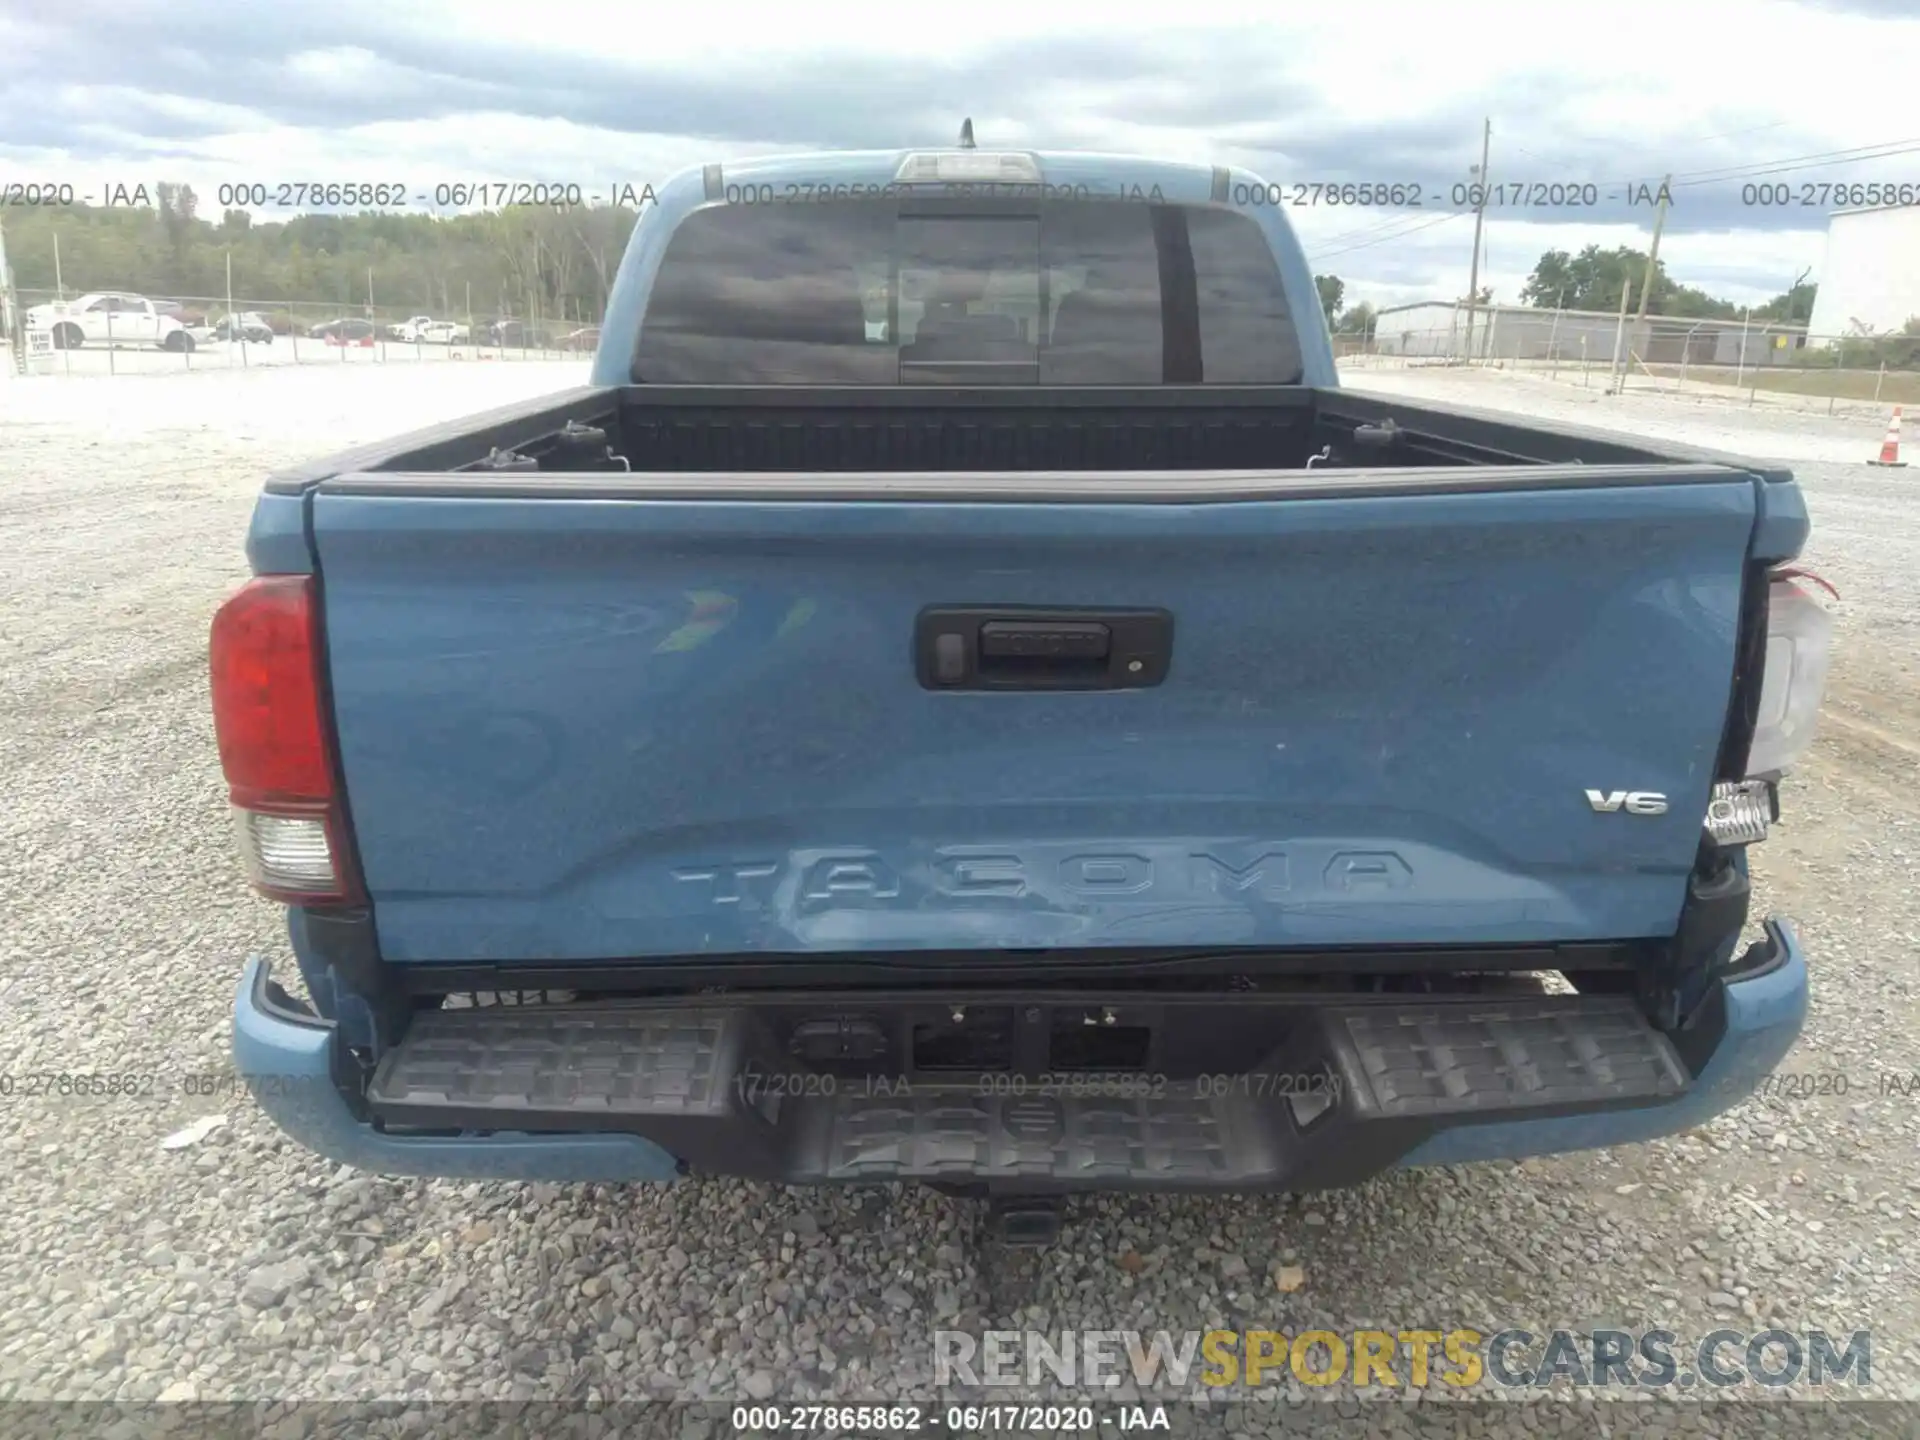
[231,920,1805,1189]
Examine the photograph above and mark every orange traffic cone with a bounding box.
[1870,406,1906,467]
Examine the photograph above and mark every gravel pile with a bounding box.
[1,364,1916,1435]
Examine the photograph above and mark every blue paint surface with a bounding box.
[309,479,1759,963]
[246,491,312,575]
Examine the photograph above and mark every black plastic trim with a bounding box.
[1720,917,1795,986]
[618,385,1317,410]
[251,958,333,1032]
[407,982,1582,1013]
[290,906,409,1049]
[263,386,618,495]
[1713,560,1772,783]
[318,460,1747,504]
[915,605,1173,690]
[266,383,1791,497]
[395,941,1645,997]
[360,986,1690,1191]
[1150,206,1203,383]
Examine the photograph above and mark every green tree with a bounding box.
[0,184,644,330]
[1753,280,1817,323]
[1313,273,1345,326]
[1520,246,1643,310]
[1520,245,1738,318]
[1336,301,1377,337]
[1830,315,1920,369]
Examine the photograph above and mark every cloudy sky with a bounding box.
[4,0,1918,311]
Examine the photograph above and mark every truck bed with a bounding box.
[266,384,1787,490]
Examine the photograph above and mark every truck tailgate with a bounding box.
[308,468,1757,963]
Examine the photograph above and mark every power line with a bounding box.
[1307,135,1920,261]
[1506,118,1793,169]
[1304,133,1920,272]
[1667,143,1920,189]
[1308,209,1468,261]
[1312,209,1466,257]
[1670,135,1920,179]
[1312,205,1457,252]
[1605,137,1920,190]
[1665,119,1797,146]
[1312,188,1493,252]
[1465,135,1920,196]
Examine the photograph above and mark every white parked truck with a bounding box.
[25,292,196,352]
[387,315,435,342]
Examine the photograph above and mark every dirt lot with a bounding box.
[0,360,1916,1435]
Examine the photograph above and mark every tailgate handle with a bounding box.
[916,608,1172,691]
[980,620,1111,661]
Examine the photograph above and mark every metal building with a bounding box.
[1365,301,1806,367]
[1804,204,1920,342]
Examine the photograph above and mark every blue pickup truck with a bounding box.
[215,142,1829,1231]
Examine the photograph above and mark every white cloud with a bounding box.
[2,0,1917,305]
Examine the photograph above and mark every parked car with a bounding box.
[317,319,377,347]
[387,315,435,342]
[488,318,556,347]
[216,145,1825,1230]
[25,292,196,351]
[559,324,600,351]
[201,312,275,344]
[420,321,469,345]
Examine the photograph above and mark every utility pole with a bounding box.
[0,214,17,375]
[1609,279,1636,394]
[1463,117,1492,361]
[1782,265,1812,326]
[1635,173,1672,322]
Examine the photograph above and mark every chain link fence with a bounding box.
[1338,306,1920,418]
[8,285,602,378]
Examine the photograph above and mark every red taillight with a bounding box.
[209,576,359,904]
[211,576,331,804]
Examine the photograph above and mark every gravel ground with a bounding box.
[1,361,1917,1436]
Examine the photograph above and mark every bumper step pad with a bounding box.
[366,994,1690,1190]
[1327,997,1687,1119]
